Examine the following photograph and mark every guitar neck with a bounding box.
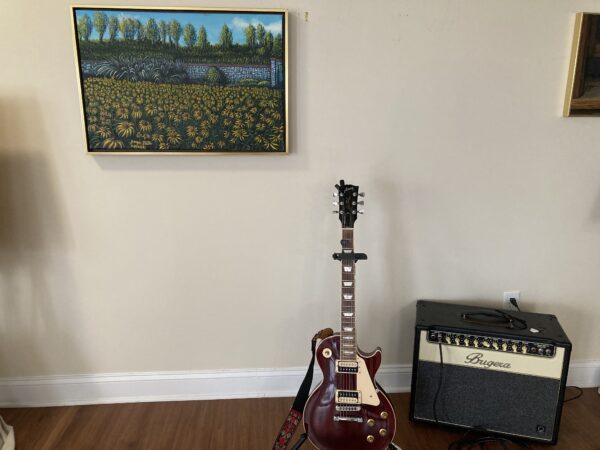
[340,228,357,360]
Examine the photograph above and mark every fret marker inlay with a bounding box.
[343,281,353,287]
[343,294,353,300]
[344,266,352,273]
[343,312,354,317]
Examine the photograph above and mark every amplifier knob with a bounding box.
[521,347,527,354]
[483,340,491,348]
[511,344,517,352]
[492,342,499,350]
[538,348,544,355]
[367,435,375,443]
[545,348,552,356]
[502,343,508,351]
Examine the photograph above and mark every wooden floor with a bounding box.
[0,390,598,449]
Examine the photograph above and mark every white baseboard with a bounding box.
[0,361,597,408]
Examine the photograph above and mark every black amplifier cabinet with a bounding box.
[409,300,571,444]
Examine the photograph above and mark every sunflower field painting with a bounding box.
[71,6,287,154]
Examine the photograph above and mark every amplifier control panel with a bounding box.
[427,330,556,358]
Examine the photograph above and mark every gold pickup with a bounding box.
[336,360,359,373]
[335,390,361,404]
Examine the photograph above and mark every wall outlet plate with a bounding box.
[503,291,520,310]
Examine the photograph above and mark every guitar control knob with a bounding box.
[367,419,375,427]
[379,428,387,436]
[380,411,388,419]
[366,435,375,443]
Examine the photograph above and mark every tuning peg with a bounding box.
[333,201,339,206]
[333,192,338,197]
[358,210,365,214]
[359,192,365,197]
[332,210,339,214]
[357,201,364,205]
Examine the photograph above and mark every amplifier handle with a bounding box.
[461,309,527,330]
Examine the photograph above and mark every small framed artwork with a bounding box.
[71,6,288,154]
[564,12,600,116]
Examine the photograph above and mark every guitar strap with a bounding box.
[272,328,333,450]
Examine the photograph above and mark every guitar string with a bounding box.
[342,228,347,417]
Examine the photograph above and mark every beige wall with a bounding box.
[1,0,600,377]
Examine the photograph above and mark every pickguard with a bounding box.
[355,355,380,406]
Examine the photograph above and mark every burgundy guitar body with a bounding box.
[304,334,396,450]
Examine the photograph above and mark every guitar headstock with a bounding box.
[332,180,365,228]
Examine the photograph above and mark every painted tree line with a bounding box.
[77,12,283,57]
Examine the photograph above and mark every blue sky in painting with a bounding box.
[74,8,283,45]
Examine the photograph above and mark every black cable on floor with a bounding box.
[563,386,583,403]
[448,429,532,450]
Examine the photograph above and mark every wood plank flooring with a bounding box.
[0,390,598,449]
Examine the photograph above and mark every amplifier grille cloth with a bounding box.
[413,361,560,441]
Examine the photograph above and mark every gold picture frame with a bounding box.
[564,12,600,116]
[71,5,288,155]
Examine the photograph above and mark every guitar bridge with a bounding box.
[333,415,364,423]
[336,405,361,412]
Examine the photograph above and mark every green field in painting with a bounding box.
[83,77,284,152]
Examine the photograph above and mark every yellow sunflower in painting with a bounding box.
[103,137,124,149]
[138,120,152,132]
[115,121,135,138]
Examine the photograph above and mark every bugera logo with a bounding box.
[464,352,511,369]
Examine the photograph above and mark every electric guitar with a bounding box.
[303,180,396,450]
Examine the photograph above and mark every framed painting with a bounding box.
[71,6,288,154]
[564,12,600,116]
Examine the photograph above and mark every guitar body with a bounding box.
[304,334,396,450]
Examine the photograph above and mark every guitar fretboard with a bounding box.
[340,228,356,360]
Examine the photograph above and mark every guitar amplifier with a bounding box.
[409,300,571,444]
